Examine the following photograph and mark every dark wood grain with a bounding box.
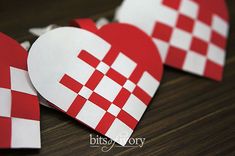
[0,0,234,155]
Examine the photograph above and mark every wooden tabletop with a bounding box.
[0,0,234,155]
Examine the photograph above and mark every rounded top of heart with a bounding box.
[0,33,28,70]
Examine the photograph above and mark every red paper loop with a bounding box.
[70,18,98,33]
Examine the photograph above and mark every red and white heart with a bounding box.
[116,0,229,81]
[0,33,40,148]
[28,21,163,145]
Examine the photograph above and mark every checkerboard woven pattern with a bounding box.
[0,67,40,148]
[59,48,160,145]
[117,0,229,81]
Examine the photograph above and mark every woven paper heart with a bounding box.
[28,22,163,145]
[0,33,40,148]
[116,0,229,81]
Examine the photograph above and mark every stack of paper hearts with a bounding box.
[0,19,163,147]
[0,0,229,149]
